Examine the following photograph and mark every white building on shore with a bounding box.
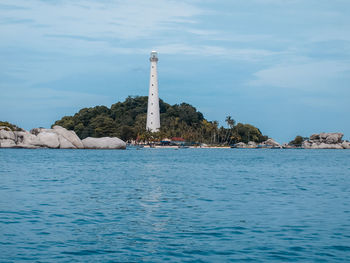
[146,51,160,132]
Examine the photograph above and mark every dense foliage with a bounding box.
[0,121,23,131]
[53,96,268,144]
[289,135,305,146]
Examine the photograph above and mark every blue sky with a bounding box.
[1,0,350,142]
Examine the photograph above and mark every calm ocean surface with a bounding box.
[1,148,350,262]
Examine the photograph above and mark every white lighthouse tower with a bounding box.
[146,51,160,132]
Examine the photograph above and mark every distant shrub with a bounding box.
[289,135,304,146]
[0,121,23,131]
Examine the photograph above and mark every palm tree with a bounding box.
[212,121,219,144]
[225,116,236,129]
[224,116,236,145]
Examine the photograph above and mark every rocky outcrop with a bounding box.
[234,142,248,148]
[36,131,60,148]
[303,133,348,149]
[232,141,258,148]
[0,139,17,148]
[247,141,257,148]
[15,131,40,148]
[0,125,125,149]
[58,135,76,149]
[233,139,282,149]
[52,126,84,149]
[341,141,350,149]
[258,138,282,148]
[82,137,126,149]
[0,127,17,148]
[0,127,16,141]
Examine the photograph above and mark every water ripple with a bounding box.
[1,148,350,262]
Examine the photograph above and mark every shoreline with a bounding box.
[133,145,347,150]
[2,125,349,150]
[0,146,348,150]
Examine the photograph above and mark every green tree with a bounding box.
[52,96,268,143]
[0,121,23,131]
[289,135,304,146]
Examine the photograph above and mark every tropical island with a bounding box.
[1,96,350,149]
[53,96,268,146]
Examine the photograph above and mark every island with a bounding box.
[1,96,349,149]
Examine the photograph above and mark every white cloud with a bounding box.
[0,0,202,46]
[252,0,301,4]
[155,43,279,61]
[0,0,285,60]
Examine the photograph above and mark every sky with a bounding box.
[1,0,350,142]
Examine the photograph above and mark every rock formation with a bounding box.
[247,141,257,148]
[0,125,125,149]
[341,141,350,149]
[52,126,84,149]
[302,133,348,149]
[234,142,248,148]
[82,137,126,149]
[258,138,282,148]
[15,130,39,148]
[233,139,282,149]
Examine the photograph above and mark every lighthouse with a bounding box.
[146,51,160,132]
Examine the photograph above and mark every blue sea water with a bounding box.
[0,148,350,262]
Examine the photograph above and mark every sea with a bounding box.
[1,148,350,262]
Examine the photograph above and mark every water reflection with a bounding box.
[139,163,166,232]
